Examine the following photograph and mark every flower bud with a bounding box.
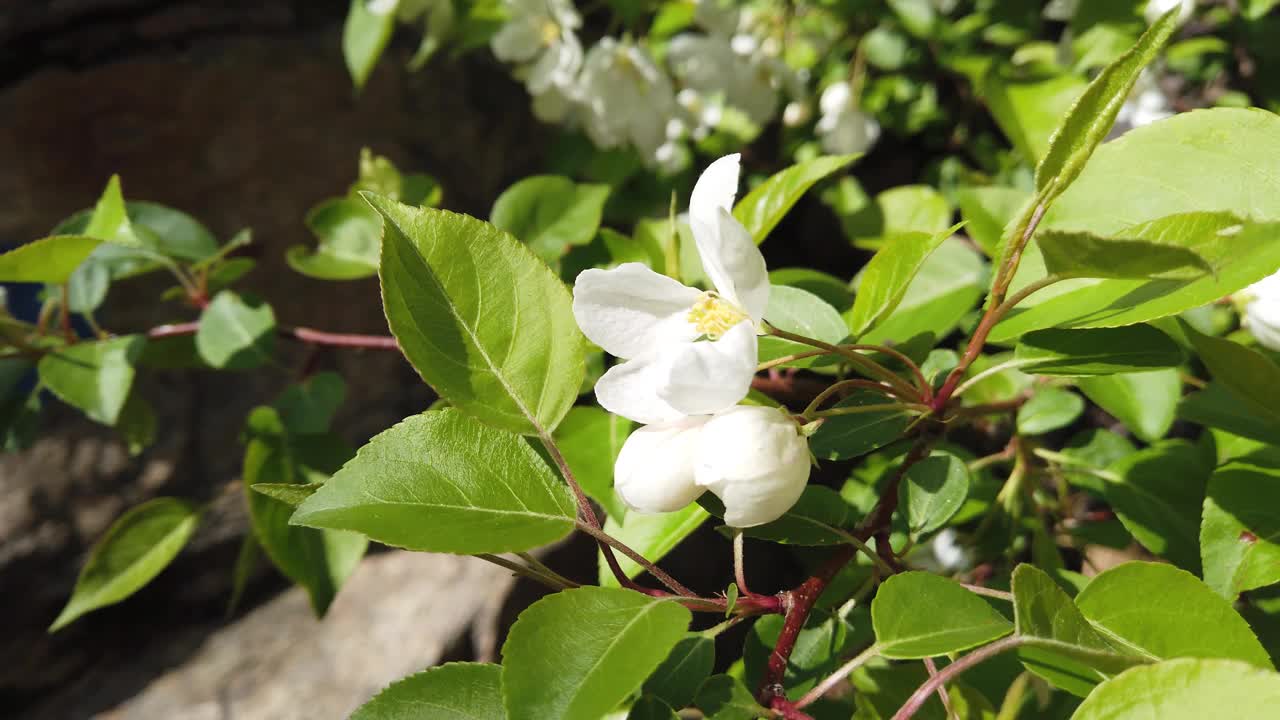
[614,416,709,513]
[694,406,810,527]
[782,101,811,128]
[1244,271,1280,352]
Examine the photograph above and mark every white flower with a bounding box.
[816,81,881,155]
[573,153,768,425]
[492,0,583,107]
[578,38,679,168]
[1112,71,1173,136]
[614,406,811,527]
[667,33,780,127]
[1243,271,1280,352]
[782,100,812,128]
[1145,0,1194,25]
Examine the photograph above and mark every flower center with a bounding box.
[540,19,561,46]
[688,292,749,340]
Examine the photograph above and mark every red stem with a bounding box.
[148,321,400,350]
[890,636,1024,720]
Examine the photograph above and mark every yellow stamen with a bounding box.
[540,20,561,45]
[688,293,749,340]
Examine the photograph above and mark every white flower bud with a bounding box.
[1145,0,1193,25]
[1244,271,1280,352]
[614,416,710,513]
[782,101,811,127]
[694,406,810,527]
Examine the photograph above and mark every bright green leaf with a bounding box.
[955,186,1029,258]
[759,285,849,368]
[490,176,610,264]
[848,224,964,338]
[768,268,854,311]
[38,335,146,425]
[1014,325,1183,376]
[555,407,631,521]
[1076,561,1273,669]
[872,571,1013,658]
[1017,387,1085,435]
[1077,370,1180,443]
[901,452,971,535]
[250,482,321,507]
[0,235,102,284]
[195,290,277,370]
[984,71,1088,163]
[600,504,708,585]
[291,409,577,553]
[1034,227,1213,281]
[350,662,506,720]
[371,195,584,435]
[343,0,396,90]
[733,154,859,244]
[1201,461,1280,598]
[287,197,382,280]
[855,237,988,345]
[50,498,200,631]
[1071,658,1280,720]
[501,587,691,720]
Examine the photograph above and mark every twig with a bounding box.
[814,402,931,418]
[147,320,401,350]
[733,531,753,597]
[922,657,958,720]
[574,520,697,597]
[757,349,833,371]
[891,636,1025,720]
[765,326,920,400]
[475,553,576,590]
[960,583,1014,602]
[802,378,912,417]
[794,643,880,709]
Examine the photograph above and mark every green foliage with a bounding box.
[694,675,769,719]
[0,235,102,283]
[1016,387,1084,435]
[490,175,610,265]
[733,154,859,244]
[900,451,970,535]
[810,392,912,461]
[1201,461,1280,599]
[291,409,577,553]
[50,498,200,631]
[38,336,145,425]
[1014,326,1183,376]
[350,662,506,720]
[599,504,707,585]
[372,195,584,435]
[196,291,277,370]
[643,635,715,709]
[1102,441,1208,573]
[343,0,396,91]
[847,224,964,339]
[501,587,691,720]
[554,406,630,521]
[872,572,1013,658]
[758,285,849,368]
[1077,370,1180,443]
[1071,659,1280,720]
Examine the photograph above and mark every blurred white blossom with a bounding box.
[1145,0,1195,25]
[816,81,881,155]
[1243,271,1280,352]
[492,0,583,116]
[1112,71,1173,136]
[579,38,681,169]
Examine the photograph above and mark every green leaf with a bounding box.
[50,498,200,631]
[1035,9,1181,196]
[1058,428,1136,494]
[643,635,715,709]
[0,235,102,283]
[195,290,277,370]
[291,409,577,553]
[370,195,584,435]
[768,268,854,311]
[243,407,366,616]
[274,371,346,435]
[694,675,770,720]
[554,407,630,521]
[744,607,853,698]
[501,587,691,720]
[250,482,321,507]
[628,696,679,720]
[984,71,1088,163]
[872,571,1013,658]
[854,237,989,346]
[901,451,971,535]
[1201,461,1280,598]
[1071,658,1280,720]
[847,224,964,338]
[1033,227,1213,280]
[117,392,156,456]
[1077,370,1180,443]
[1076,561,1274,669]
[1185,323,1280,430]
[733,154,859,244]
[1179,382,1280,445]
[490,176,610,264]
[810,391,913,461]
[600,504,708,585]
[1102,441,1208,573]
[759,285,849,368]
[38,335,146,425]
[954,186,1029,258]
[83,174,134,243]
[287,197,381,280]
[343,0,396,90]
[1017,387,1085,435]
[1014,325,1184,376]
[1012,564,1138,697]
[350,662,506,720]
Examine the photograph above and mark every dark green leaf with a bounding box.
[38,335,146,425]
[1179,382,1280,445]
[1014,325,1183,376]
[643,635,715,709]
[501,587,691,720]
[292,409,577,553]
[702,486,853,546]
[744,607,853,698]
[1102,441,1208,573]
[694,675,769,720]
[733,154,859,244]
[50,498,200,631]
[350,662,506,720]
[490,176,610,264]
[810,391,913,461]
[0,235,102,283]
[628,696,678,720]
[1077,370,1180,442]
[274,371,346,435]
[1076,561,1273,669]
[195,290,277,370]
[1186,323,1280,430]
[872,571,1013,658]
[371,195,584,435]
[1201,461,1280,598]
[1034,227,1212,280]
[1016,388,1084,435]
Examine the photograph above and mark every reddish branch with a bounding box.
[148,321,401,350]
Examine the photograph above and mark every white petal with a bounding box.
[1246,288,1280,352]
[491,19,542,62]
[594,351,687,425]
[694,406,811,527]
[691,208,770,321]
[657,321,757,417]
[614,416,710,513]
[573,264,701,359]
[689,153,741,229]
